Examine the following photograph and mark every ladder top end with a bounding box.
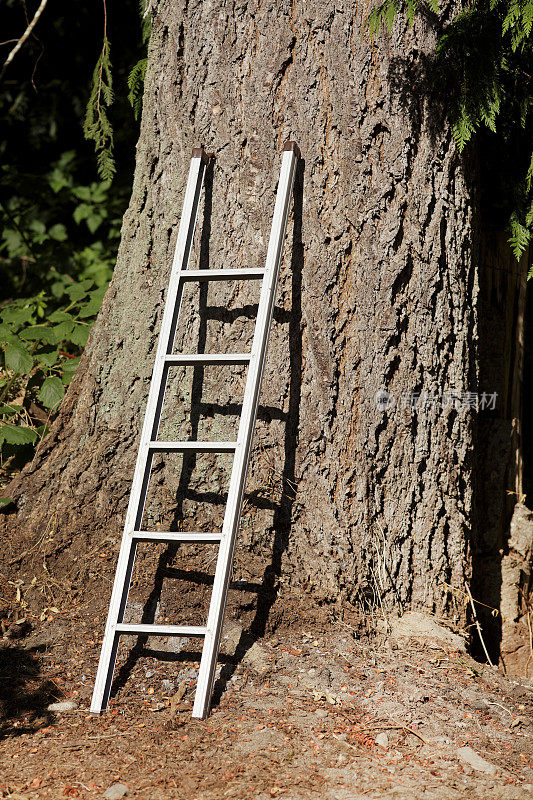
[192,147,211,165]
[283,140,300,158]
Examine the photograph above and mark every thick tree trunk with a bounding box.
[2,1,481,624]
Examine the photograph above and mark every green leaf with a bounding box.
[2,228,23,257]
[4,342,33,373]
[72,186,93,202]
[61,356,80,385]
[68,324,90,347]
[48,310,75,323]
[86,211,106,233]
[73,203,92,224]
[78,286,107,318]
[29,220,46,235]
[49,172,71,193]
[48,321,75,345]
[0,497,14,510]
[0,404,21,416]
[65,279,93,302]
[49,223,68,241]
[38,376,65,409]
[19,324,56,344]
[50,278,70,299]
[0,424,38,445]
[35,349,59,367]
[1,306,34,326]
[0,324,20,345]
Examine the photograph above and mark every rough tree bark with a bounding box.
[2,0,492,628]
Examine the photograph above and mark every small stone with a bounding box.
[315,708,327,718]
[102,784,129,800]
[391,612,466,651]
[47,701,78,713]
[456,746,497,775]
[375,732,389,749]
[242,641,270,677]
[161,679,174,693]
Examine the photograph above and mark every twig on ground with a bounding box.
[362,722,428,744]
[484,699,513,717]
[465,583,495,668]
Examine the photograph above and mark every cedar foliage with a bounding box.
[367,0,533,269]
[83,36,115,181]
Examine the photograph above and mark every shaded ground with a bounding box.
[0,594,532,799]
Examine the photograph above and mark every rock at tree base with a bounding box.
[456,746,497,774]
[102,785,129,800]
[391,612,466,651]
[47,701,78,712]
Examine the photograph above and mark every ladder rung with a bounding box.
[181,268,264,282]
[164,354,250,366]
[148,441,237,452]
[115,623,206,637]
[131,531,222,543]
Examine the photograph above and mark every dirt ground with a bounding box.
[1,590,532,800]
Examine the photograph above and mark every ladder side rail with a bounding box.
[90,151,208,714]
[192,145,299,719]
[130,152,208,525]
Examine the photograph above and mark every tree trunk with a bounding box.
[2,1,483,626]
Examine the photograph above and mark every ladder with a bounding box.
[91,140,299,719]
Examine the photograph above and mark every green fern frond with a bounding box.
[479,81,502,132]
[128,58,147,120]
[125,1,151,121]
[365,5,386,37]
[509,211,531,259]
[384,0,400,29]
[364,0,438,38]
[525,151,533,192]
[96,148,115,183]
[502,0,521,34]
[452,108,478,151]
[140,0,151,43]
[502,0,533,49]
[406,0,417,24]
[83,36,115,181]
[522,0,533,33]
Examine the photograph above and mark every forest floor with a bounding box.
[0,589,532,800]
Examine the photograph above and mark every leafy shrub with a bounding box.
[0,151,128,493]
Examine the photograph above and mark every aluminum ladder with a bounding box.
[91,140,299,719]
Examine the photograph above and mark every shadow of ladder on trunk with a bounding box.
[91,142,301,719]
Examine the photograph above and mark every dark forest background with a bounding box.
[0,0,142,491]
